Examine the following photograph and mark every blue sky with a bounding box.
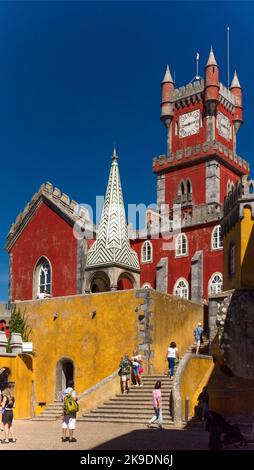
[0,0,254,302]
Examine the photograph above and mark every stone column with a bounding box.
[191,251,203,303]
[156,257,168,293]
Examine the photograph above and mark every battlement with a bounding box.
[223,175,254,216]
[6,182,94,250]
[172,79,204,106]
[152,140,249,174]
[219,83,236,111]
[167,80,235,111]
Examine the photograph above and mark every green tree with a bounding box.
[8,305,31,344]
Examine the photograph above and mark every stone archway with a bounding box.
[90,272,111,293]
[117,272,135,290]
[55,358,74,400]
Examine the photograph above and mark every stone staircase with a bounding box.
[79,375,174,425]
[187,332,210,356]
[32,400,63,421]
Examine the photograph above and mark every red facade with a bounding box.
[6,48,249,304]
[10,203,78,301]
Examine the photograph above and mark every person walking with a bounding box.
[147,380,163,429]
[119,354,132,394]
[166,341,179,378]
[0,384,16,443]
[197,386,209,420]
[194,322,203,354]
[132,350,143,387]
[61,380,78,443]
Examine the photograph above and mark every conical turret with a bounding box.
[85,148,140,292]
[230,71,243,133]
[161,64,175,124]
[205,47,219,115]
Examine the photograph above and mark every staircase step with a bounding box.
[79,416,174,424]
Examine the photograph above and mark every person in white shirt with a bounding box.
[166,342,179,378]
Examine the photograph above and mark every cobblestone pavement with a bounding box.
[0,420,210,450]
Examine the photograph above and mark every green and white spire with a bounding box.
[86,147,140,271]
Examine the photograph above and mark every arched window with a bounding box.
[209,273,223,295]
[175,233,188,257]
[178,180,185,196]
[186,179,192,195]
[174,278,189,300]
[141,241,153,263]
[34,257,52,298]
[142,282,152,289]
[212,225,223,250]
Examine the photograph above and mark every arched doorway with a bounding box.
[90,272,110,293]
[117,273,135,290]
[55,358,74,400]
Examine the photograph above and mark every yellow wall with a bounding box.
[16,291,142,412]
[0,355,34,419]
[179,356,214,419]
[223,206,254,290]
[151,292,203,374]
[12,290,204,417]
[223,221,241,291]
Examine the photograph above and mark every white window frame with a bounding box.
[209,273,223,295]
[211,225,223,250]
[174,278,189,300]
[175,233,188,257]
[141,241,153,263]
[142,283,152,289]
[36,257,52,297]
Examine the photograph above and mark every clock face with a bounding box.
[217,112,231,140]
[179,110,200,138]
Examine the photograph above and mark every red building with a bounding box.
[5,48,249,305]
[131,48,248,302]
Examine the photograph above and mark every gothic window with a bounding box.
[212,225,223,250]
[229,244,236,277]
[186,179,192,196]
[175,233,188,257]
[141,241,153,263]
[178,181,185,196]
[174,278,189,300]
[209,273,223,295]
[227,180,235,195]
[34,257,52,298]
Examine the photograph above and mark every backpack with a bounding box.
[64,391,79,415]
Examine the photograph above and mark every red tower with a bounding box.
[132,48,249,304]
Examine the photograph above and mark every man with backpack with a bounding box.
[61,380,79,443]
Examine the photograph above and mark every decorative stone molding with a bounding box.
[10,333,23,355]
[0,332,8,354]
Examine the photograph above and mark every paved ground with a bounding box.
[0,420,211,450]
[1,420,253,450]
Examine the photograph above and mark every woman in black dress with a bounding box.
[0,385,16,443]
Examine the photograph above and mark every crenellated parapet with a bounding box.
[6,182,95,252]
[222,175,254,235]
[152,140,249,174]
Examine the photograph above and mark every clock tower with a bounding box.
[132,47,249,306]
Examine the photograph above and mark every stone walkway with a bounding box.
[0,420,210,450]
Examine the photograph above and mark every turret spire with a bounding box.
[230,70,241,89]
[206,46,218,67]
[112,144,118,161]
[162,64,174,84]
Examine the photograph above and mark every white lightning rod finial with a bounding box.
[227,26,230,89]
